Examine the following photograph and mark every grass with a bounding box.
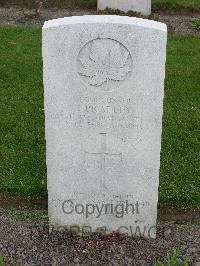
[155,249,191,266]
[159,34,200,206]
[0,252,16,266]
[152,0,200,9]
[0,255,3,266]
[0,25,46,196]
[0,25,200,206]
[0,0,200,9]
[4,206,48,221]
[193,17,200,30]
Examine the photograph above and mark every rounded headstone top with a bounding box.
[43,15,167,32]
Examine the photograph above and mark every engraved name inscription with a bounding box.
[55,96,142,130]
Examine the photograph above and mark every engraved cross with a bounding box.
[85,133,122,189]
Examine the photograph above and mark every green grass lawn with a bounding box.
[0,26,46,196]
[0,25,199,206]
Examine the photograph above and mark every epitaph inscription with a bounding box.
[78,38,133,91]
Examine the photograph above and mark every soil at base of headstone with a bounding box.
[0,7,199,35]
[0,193,200,222]
[0,205,199,265]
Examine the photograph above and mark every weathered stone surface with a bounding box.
[43,15,167,238]
[98,0,151,15]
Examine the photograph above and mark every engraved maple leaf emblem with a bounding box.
[78,40,132,87]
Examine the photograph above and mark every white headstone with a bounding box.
[43,15,167,238]
[98,0,151,15]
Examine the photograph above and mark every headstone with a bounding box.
[43,15,167,238]
[98,0,151,15]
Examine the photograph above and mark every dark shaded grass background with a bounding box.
[0,26,199,206]
[0,0,200,9]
